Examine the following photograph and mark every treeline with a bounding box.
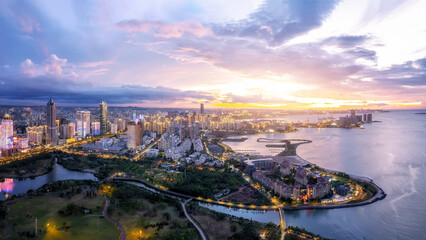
[0,152,54,174]
[109,181,183,215]
[286,226,335,240]
[167,168,245,198]
[37,180,99,199]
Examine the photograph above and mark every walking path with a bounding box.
[103,197,126,240]
[114,177,385,211]
[181,198,208,240]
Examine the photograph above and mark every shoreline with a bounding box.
[112,176,386,211]
[0,166,54,179]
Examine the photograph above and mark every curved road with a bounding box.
[181,198,208,240]
[114,177,385,211]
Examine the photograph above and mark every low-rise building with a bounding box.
[336,184,350,196]
[274,180,300,200]
[295,167,308,185]
[252,171,274,189]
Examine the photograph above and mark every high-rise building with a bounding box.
[100,101,108,135]
[67,123,75,139]
[127,121,141,149]
[59,118,67,139]
[367,113,373,122]
[189,122,200,140]
[76,111,91,137]
[1,114,14,150]
[91,122,100,136]
[27,125,46,145]
[46,97,58,145]
[110,123,118,134]
[200,103,204,114]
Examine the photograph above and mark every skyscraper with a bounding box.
[46,97,58,145]
[127,121,141,149]
[200,103,204,114]
[1,114,13,150]
[100,101,108,135]
[76,111,91,137]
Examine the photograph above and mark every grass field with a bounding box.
[1,194,119,240]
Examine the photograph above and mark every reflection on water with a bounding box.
[0,178,15,198]
[213,110,426,240]
[200,203,281,224]
[0,163,97,200]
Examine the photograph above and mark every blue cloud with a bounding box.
[212,0,341,46]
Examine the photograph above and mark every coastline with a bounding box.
[112,175,386,211]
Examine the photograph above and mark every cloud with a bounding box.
[212,0,340,46]
[322,35,370,48]
[1,55,213,105]
[20,54,68,77]
[1,0,425,108]
[0,74,213,105]
[79,61,113,68]
[116,20,214,39]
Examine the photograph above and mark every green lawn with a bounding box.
[2,194,119,240]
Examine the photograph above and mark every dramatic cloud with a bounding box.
[212,0,340,46]
[0,0,425,108]
[0,74,213,105]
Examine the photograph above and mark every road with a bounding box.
[103,197,127,240]
[181,198,207,240]
[278,207,286,240]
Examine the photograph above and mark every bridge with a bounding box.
[278,207,286,240]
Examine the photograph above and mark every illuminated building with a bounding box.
[18,139,29,149]
[100,101,108,135]
[46,97,58,145]
[27,125,46,145]
[127,121,141,149]
[76,111,91,137]
[1,114,14,150]
[67,123,75,139]
[91,122,100,136]
[110,123,118,133]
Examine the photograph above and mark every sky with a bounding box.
[0,0,425,109]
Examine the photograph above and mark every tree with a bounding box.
[163,212,171,220]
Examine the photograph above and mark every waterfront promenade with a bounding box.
[112,174,386,211]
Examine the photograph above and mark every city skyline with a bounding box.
[0,0,425,109]
[0,2,425,239]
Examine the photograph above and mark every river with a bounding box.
[216,110,426,240]
[0,163,97,200]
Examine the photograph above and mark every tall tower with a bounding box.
[200,103,204,115]
[100,101,108,135]
[46,97,58,145]
[1,114,14,150]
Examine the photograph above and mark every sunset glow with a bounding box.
[0,0,425,109]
